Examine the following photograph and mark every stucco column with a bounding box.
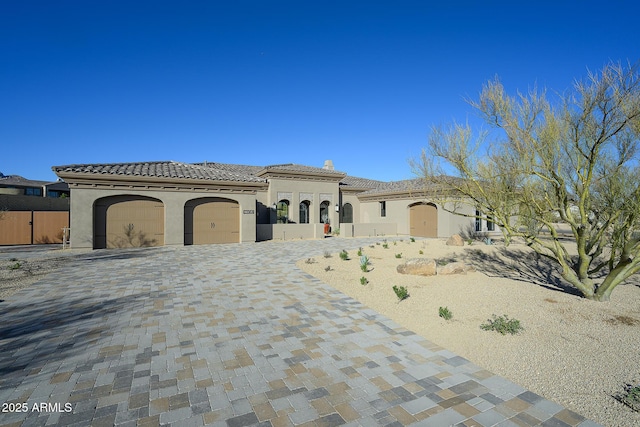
[70,189,95,249]
[163,200,184,246]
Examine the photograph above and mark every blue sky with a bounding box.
[1,1,638,182]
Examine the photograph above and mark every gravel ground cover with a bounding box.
[298,237,640,427]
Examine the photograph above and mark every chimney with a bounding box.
[323,160,334,170]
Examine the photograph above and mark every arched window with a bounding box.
[320,201,330,223]
[341,203,353,223]
[299,201,310,224]
[276,200,289,224]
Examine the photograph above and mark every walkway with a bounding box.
[0,239,600,426]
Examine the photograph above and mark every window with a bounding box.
[380,201,386,217]
[276,200,289,224]
[341,203,353,223]
[475,210,481,232]
[487,215,495,231]
[320,201,330,223]
[299,201,310,224]
[25,187,42,196]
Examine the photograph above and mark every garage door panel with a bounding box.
[410,203,437,238]
[104,199,164,248]
[188,199,239,245]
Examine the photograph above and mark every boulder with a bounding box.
[438,261,475,275]
[446,234,465,246]
[396,258,437,276]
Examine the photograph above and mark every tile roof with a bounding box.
[259,163,347,176]
[339,175,385,189]
[194,162,264,176]
[359,178,429,195]
[52,161,267,183]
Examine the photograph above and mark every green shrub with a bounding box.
[357,247,363,257]
[615,383,640,412]
[360,255,369,272]
[393,241,397,246]
[480,315,523,335]
[8,262,21,270]
[339,250,349,261]
[419,250,424,255]
[395,253,402,259]
[436,257,456,266]
[382,243,389,249]
[324,251,332,258]
[410,237,415,243]
[438,306,453,320]
[392,285,409,301]
[360,276,368,285]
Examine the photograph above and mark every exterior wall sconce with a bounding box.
[272,203,277,210]
[335,204,339,212]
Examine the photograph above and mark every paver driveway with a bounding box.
[0,238,600,426]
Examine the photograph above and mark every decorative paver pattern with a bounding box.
[0,239,601,426]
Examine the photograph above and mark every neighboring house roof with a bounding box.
[52,161,267,183]
[0,175,50,188]
[45,181,70,192]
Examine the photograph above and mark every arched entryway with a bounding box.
[94,195,165,249]
[184,198,240,245]
[409,202,438,238]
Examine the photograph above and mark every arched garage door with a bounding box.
[184,198,239,245]
[409,203,437,238]
[94,196,164,249]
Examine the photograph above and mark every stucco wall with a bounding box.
[69,187,257,248]
[339,192,360,224]
[359,199,411,234]
[358,198,478,238]
[267,178,340,225]
[256,223,324,241]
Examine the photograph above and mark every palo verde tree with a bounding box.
[415,62,640,301]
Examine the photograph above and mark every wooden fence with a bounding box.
[0,211,70,245]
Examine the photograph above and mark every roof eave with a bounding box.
[53,171,268,189]
[255,169,347,180]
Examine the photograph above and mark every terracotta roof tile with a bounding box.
[359,178,428,195]
[339,175,385,189]
[52,161,266,183]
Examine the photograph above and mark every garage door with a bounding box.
[409,203,437,238]
[185,198,239,245]
[95,196,164,248]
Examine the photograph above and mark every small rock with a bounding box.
[438,261,475,275]
[446,234,465,246]
[397,258,437,276]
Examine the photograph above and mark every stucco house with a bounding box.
[52,160,497,249]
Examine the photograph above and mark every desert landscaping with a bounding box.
[297,236,640,427]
